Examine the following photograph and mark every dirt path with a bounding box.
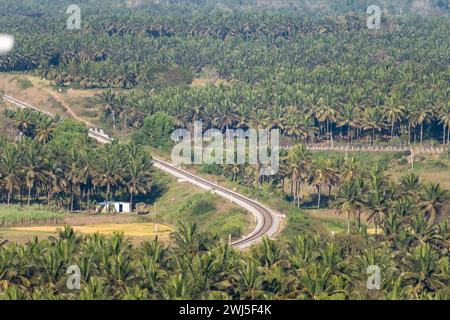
[42,87,96,127]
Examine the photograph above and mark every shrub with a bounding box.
[17,79,33,90]
[427,160,448,169]
[132,112,174,149]
[179,194,216,216]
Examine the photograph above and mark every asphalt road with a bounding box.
[152,157,280,249]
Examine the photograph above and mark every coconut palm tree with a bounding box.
[236,260,263,300]
[338,104,360,143]
[334,181,365,234]
[316,103,337,144]
[420,183,449,223]
[66,146,84,212]
[95,142,125,205]
[415,108,434,143]
[0,144,21,204]
[96,90,118,129]
[10,109,34,139]
[34,116,55,144]
[20,139,46,206]
[311,161,338,209]
[125,156,152,212]
[362,107,384,144]
[438,107,450,144]
[399,173,422,201]
[401,244,446,298]
[366,165,391,235]
[170,222,203,256]
[286,145,311,207]
[384,103,405,138]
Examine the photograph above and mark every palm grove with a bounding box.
[0,109,153,211]
[1,1,449,145]
[0,218,448,299]
[0,0,449,300]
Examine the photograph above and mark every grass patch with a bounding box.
[279,209,316,240]
[0,205,65,226]
[150,171,254,241]
[47,96,66,113]
[207,209,250,238]
[309,216,347,234]
[17,79,33,90]
[83,110,100,118]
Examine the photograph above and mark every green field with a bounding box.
[0,206,65,225]
[150,171,254,241]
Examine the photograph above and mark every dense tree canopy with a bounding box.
[1,0,449,144]
[0,111,153,211]
[0,218,448,300]
[0,0,449,301]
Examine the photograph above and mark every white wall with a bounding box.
[103,202,131,213]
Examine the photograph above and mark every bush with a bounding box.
[392,152,405,160]
[199,164,224,175]
[51,119,88,147]
[161,67,194,86]
[132,112,174,148]
[179,194,216,216]
[17,79,33,90]
[426,160,448,169]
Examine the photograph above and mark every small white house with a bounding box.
[99,201,131,213]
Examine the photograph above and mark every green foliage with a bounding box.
[16,79,33,90]
[147,171,252,240]
[0,219,447,300]
[132,112,174,149]
[0,135,153,211]
[1,1,450,146]
[207,209,248,238]
[182,195,216,216]
[51,119,88,147]
[281,209,313,238]
[0,205,64,225]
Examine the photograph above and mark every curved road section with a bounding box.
[153,158,280,249]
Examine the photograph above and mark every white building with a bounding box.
[99,201,131,213]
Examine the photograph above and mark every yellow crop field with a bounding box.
[11,223,173,238]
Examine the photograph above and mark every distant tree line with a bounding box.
[1,1,449,144]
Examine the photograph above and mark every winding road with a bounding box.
[152,158,280,249]
[1,94,281,249]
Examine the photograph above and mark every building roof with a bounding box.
[99,201,130,205]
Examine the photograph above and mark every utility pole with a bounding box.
[331,127,334,148]
[154,203,158,233]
